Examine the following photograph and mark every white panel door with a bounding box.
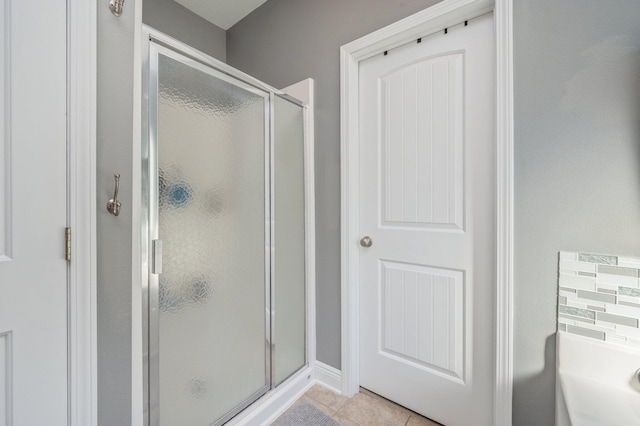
[359,13,495,426]
[0,1,68,425]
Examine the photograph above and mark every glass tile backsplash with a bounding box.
[558,252,640,348]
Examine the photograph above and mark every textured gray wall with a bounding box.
[513,0,640,424]
[96,0,136,424]
[227,0,441,369]
[143,0,226,61]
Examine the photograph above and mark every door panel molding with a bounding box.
[339,0,513,424]
[380,261,465,381]
[380,52,464,230]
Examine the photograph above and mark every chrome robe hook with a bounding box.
[107,173,122,216]
[109,0,125,17]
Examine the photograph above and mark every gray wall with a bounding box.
[227,0,441,369]
[95,0,640,423]
[229,0,640,421]
[97,2,225,423]
[513,1,640,424]
[96,0,136,424]
[143,0,226,61]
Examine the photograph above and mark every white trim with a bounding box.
[339,37,359,400]
[494,0,514,423]
[228,367,314,426]
[132,0,144,425]
[280,78,317,371]
[339,0,513,423]
[228,362,341,426]
[67,0,97,425]
[313,362,342,395]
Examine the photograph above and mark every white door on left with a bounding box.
[0,1,68,425]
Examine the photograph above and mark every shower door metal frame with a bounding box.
[143,38,273,426]
[142,26,308,426]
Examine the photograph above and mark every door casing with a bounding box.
[339,0,514,424]
[68,0,97,425]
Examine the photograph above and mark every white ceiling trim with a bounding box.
[174,0,268,30]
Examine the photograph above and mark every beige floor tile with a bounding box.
[358,388,412,414]
[358,388,441,426]
[359,388,414,417]
[333,413,359,426]
[406,414,442,426]
[306,384,349,412]
[335,392,410,426]
[358,387,380,399]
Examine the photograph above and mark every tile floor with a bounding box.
[274,385,442,426]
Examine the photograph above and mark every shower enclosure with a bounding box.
[142,32,307,426]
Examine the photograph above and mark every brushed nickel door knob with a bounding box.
[360,236,373,248]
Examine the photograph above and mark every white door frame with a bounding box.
[339,0,514,424]
[67,0,97,425]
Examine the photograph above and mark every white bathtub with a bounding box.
[556,331,640,425]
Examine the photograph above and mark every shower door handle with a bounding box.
[152,239,163,274]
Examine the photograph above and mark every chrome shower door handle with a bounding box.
[152,239,163,275]
[360,236,373,248]
[107,173,122,216]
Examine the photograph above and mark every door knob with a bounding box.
[360,236,373,248]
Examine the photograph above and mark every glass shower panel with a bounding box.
[273,96,306,385]
[156,53,268,426]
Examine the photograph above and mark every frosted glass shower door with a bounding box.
[149,46,270,426]
[273,96,306,385]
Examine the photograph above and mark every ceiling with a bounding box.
[174,0,268,30]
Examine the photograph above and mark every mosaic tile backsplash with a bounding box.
[558,252,640,348]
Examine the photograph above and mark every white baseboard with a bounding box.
[229,367,314,426]
[226,362,344,425]
[313,361,343,395]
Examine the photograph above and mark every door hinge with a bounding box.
[65,227,71,261]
